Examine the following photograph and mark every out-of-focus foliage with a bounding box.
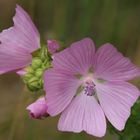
[0,0,140,140]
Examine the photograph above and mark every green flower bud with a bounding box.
[27,77,40,91]
[32,57,42,69]
[28,77,39,83]
[27,83,39,91]
[22,67,45,92]
[38,79,43,88]
[21,45,52,92]
[42,62,51,70]
[23,73,34,83]
[25,66,34,74]
[35,68,43,78]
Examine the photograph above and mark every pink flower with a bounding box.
[47,39,60,54]
[0,5,40,74]
[27,97,49,119]
[44,38,140,137]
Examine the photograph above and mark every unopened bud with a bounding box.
[28,77,39,83]
[22,46,52,92]
[25,66,34,74]
[27,97,49,119]
[23,73,34,83]
[42,62,51,70]
[35,68,43,78]
[27,77,40,91]
[32,57,42,69]
[47,39,60,54]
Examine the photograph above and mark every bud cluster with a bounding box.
[22,48,51,91]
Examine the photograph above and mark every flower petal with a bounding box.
[0,44,32,74]
[96,81,140,130]
[58,93,106,137]
[0,70,5,74]
[16,69,27,76]
[44,69,81,116]
[52,38,95,74]
[94,43,140,81]
[0,5,40,53]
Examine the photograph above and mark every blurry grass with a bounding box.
[0,0,140,140]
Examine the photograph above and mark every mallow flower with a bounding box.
[0,5,50,118]
[0,5,51,91]
[44,38,140,137]
[0,5,40,74]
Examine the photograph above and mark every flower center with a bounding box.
[84,80,96,96]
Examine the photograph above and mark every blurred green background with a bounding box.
[0,0,140,140]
